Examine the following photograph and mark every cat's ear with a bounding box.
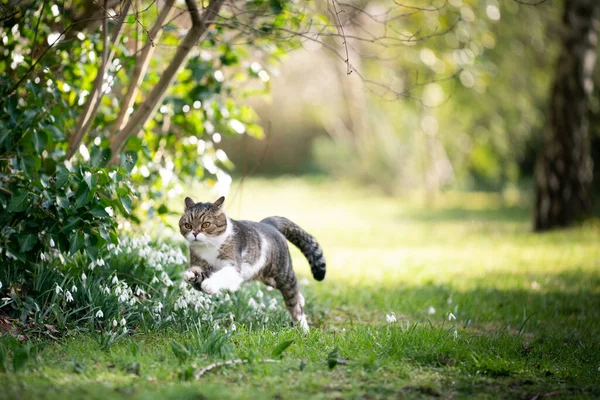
[213,196,225,209]
[184,197,195,209]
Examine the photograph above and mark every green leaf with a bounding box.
[7,191,29,212]
[75,185,91,208]
[83,171,95,189]
[119,195,132,214]
[56,195,70,209]
[120,151,138,174]
[55,165,70,188]
[69,231,85,255]
[89,207,109,218]
[33,130,48,153]
[327,348,339,370]
[18,234,38,252]
[62,216,82,232]
[272,340,294,358]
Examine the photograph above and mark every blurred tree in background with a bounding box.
[533,0,599,230]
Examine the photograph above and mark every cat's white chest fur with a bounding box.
[188,218,232,269]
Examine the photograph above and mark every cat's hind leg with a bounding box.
[276,271,309,333]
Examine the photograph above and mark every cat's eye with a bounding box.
[201,222,211,229]
[183,223,192,229]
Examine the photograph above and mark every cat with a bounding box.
[180,195,326,332]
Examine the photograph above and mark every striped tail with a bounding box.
[261,216,326,281]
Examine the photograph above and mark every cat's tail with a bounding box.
[261,216,326,281]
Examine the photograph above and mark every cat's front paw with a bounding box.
[183,270,196,282]
[201,279,221,295]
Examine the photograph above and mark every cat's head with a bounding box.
[179,196,227,244]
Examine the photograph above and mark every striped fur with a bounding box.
[261,216,326,281]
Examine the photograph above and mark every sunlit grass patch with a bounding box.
[1,178,599,398]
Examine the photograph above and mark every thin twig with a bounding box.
[330,0,352,75]
[194,359,279,378]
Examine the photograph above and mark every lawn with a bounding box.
[1,178,599,399]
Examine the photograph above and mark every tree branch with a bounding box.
[108,0,225,164]
[67,0,132,159]
[110,0,175,136]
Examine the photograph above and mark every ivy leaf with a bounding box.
[7,191,29,212]
[18,234,38,252]
[69,231,85,255]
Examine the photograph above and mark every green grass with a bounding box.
[2,178,600,399]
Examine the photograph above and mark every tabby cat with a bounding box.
[180,196,326,331]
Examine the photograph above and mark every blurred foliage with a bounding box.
[225,0,573,194]
[0,0,323,343]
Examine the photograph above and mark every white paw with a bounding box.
[183,270,196,282]
[297,315,309,334]
[201,279,221,295]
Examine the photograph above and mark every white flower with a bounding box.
[55,284,63,294]
[256,289,264,299]
[111,275,119,285]
[448,312,456,321]
[427,306,436,315]
[95,310,104,318]
[453,330,459,340]
[49,238,55,247]
[71,285,78,293]
[96,259,105,267]
[40,252,46,261]
[0,281,2,290]
[248,298,258,310]
[81,272,87,281]
[386,313,397,323]
[120,317,126,326]
[122,327,128,334]
[112,319,118,327]
[65,290,73,302]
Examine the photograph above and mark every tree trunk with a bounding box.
[533,0,599,231]
[108,0,224,164]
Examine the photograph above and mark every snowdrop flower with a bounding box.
[96,259,105,267]
[95,310,104,318]
[65,290,74,302]
[0,281,2,290]
[81,272,87,281]
[268,298,278,310]
[49,238,55,247]
[40,252,46,261]
[111,275,119,285]
[55,284,63,294]
[122,327,128,334]
[112,319,118,327]
[448,312,456,321]
[256,289,264,299]
[71,285,78,293]
[248,298,258,310]
[120,317,126,326]
[386,313,397,323]
[427,306,436,315]
[453,330,459,340]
